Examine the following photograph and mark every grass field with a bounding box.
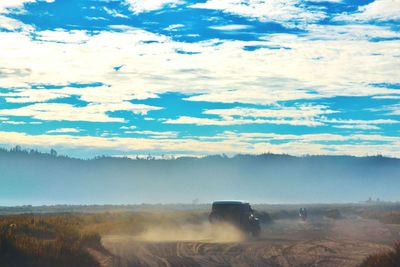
[1,203,400,267]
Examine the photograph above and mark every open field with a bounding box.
[101,216,400,267]
[1,203,400,267]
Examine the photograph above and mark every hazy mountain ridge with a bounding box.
[1,147,399,205]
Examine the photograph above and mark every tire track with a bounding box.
[101,218,396,267]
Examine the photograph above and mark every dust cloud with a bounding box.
[103,222,246,244]
[135,222,245,243]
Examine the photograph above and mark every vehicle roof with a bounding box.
[212,201,249,205]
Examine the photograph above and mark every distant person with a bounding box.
[299,208,307,221]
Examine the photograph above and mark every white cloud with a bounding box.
[373,95,400,100]
[303,24,400,41]
[0,0,36,13]
[386,104,400,115]
[0,23,399,124]
[164,116,324,126]
[164,108,400,128]
[3,88,71,103]
[2,120,26,125]
[164,24,184,31]
[204,105,335,118]
[209,24,253,31]
[0,131,399,157]
[165,105,334,126]
[0,102,162,122]
[0,103,123,122]
[0,0,398,157]
[333,124,380,130]
[47,128,81,134]
[85,16,107,21]
[325,118,398,125]
[103,7,129,18]
[366,103,400,116]
[0,15,34,31]
[335,0,400,21]
[328,118,400,130]
[307,0,342,2]
[124,0,183,14]
[326,118,399,130]
[120,125,137,130]
[0,0,54,14]
[190,0,327,28]
[35,29,92,43]
[128,130,178,138]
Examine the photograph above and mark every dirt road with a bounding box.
[99,217,400,267]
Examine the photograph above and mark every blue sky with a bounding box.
[0,0,399,158]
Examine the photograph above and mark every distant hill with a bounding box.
[0,147,399,205]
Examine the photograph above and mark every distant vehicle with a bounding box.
[209,201,261,237]
[299,208,308,221]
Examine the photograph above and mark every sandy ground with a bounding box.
[92,216,400,267]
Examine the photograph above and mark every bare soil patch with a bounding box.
[100,216,399,267]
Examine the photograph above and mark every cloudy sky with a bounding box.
[0,0,399,158]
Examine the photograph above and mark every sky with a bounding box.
[0,0,399,158]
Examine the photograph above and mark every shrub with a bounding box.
[381,213,400,225]
[325,209,342,219]
[360,242,400,267]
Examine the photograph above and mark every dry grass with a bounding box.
[0,214,102,267]
[360,242,400,267]
[361,211,400,225]
[0,211,209,266]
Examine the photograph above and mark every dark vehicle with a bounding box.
[209,201,261,237]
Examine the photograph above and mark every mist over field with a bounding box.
[1,148,399,205]
[1,0,399,265]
